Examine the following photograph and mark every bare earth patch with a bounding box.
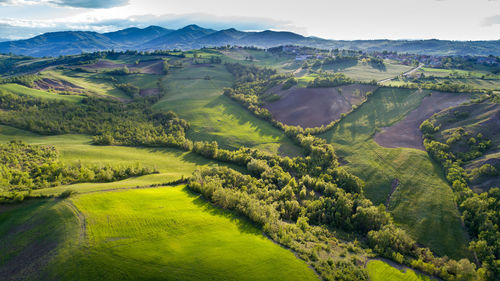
[34,78,84,93]
[374,92,470,150]
[264,84,377,128]
[139,88,161,97]
[83,59,164,74]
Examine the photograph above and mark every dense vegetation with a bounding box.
[420,98,500,280]
[1,48,498,281]
[0,90,191,149]
[307,73,354,88]
[0,140,157,193]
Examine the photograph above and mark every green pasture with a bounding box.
[43,186,316,280]
[0,199,79,281]
[0,83,83,102]
[152,64,302,156]
[366,260,430,281]
[1,186,318,280]
[322,60,413,82]
[319,87,469,259]
[0,125,242,196]
[40,69,129,100]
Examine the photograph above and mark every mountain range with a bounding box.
[0,24,498,57]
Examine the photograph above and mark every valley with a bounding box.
[0,43,498,281]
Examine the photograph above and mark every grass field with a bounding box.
[0,199,79,281]
[40,69,130,100]
[322,60,413,82]
[152,64,302,156]
[319,87,469,259]
[112,73,162,89]
[0,124,243,196]
[0,83,83,102]
[366,260,431,281]
[0,186,318,281]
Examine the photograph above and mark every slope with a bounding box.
[319,87,470,259]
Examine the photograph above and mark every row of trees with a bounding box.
[307,73,353,88]
[420,100,499,280]
[0,90,192,150]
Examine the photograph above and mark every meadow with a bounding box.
[366,260,431,281]
[321,60,413,82]
[319,87,469,259]
[40,69,131,100]
[152,64,302,156]
[0,83,83,102]
[0,186,318,281]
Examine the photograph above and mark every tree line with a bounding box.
[0,140,157,194]
[420,100,499,280]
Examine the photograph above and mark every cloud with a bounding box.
[50,0,129,8]
[481,14,500,26]
[0,0,129,8]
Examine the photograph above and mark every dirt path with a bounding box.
[64,200,87,243]
[385,178,399,208]
[379,64,423,83]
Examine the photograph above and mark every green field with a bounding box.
[319,87,469,259]
[152,64,302,156]
[0,124,245,196]
[366,260,430,281]
[0,199,79,281]
[1,186,318,281]
[40,69,130,100]
[322,60,413,82]
[0,83,83,102]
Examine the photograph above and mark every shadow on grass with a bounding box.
[181,186,262,236]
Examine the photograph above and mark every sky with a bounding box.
[0,0,499,41]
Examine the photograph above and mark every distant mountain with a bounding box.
[196,28,247,46]
[0,31,117,57]
[238,30,306,47]
[0,24,498,57]
[142,24,216,49]
[104,26,172,45]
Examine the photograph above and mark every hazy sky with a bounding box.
[0,0,499,40]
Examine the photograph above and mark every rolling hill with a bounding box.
[0,25,499,57]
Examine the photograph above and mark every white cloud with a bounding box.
[0,0,129,8]
[0,0,499,40]
[482,15,500,26]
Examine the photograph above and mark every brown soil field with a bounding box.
[34,78,84,93]
[83,59,164,75]
[264,84,377,128]
[139,88,161,97]
[374,92,471,150]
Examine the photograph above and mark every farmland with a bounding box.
[0,45,498,281]
[152,64,302,156]
[264,84,377,128]
[2,187,317,281]
[319,87,470,258]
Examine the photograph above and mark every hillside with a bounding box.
[0,25,499,57]
[0,48,498,281]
